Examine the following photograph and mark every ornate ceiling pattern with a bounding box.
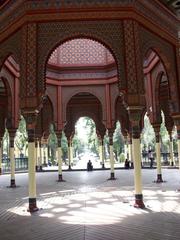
[49,39,114,66]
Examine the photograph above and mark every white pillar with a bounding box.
[10,146,16,187]
[0,141,2,175]
[155,141,164,182]
[132,137,144,208]
[178,139,180,170]
[28,140,38,212]
[44,144,48,165]
[129,139,133,168]
[37,141,42,171]
[58,147,62,175]
[35,140,38,171]
[68,140,72,169]
[169,139,175,166]
[132,138,142,195]
[109,145,115,178]
[99,139,105,168]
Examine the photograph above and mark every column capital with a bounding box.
[22,110,38,130]
[56,131,62,148]
[108,128,114,145]
[152,123,161,143]
[8,129,17,147]
[128,106,144,139]
[98,137,103,146]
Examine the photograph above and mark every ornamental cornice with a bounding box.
[0,0,179,44]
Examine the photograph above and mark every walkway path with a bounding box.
[0,169,180,240]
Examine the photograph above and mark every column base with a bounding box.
[0,168,2,175]
[28,198,39,213]
[57,174,66,182]
[154,174,165,183]
[134,194,145,208]
[108,172,116,180]
[39,166,43,171]
[10,179,16,188]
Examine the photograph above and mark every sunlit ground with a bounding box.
[8,187,180,225]
[0,169,180,240]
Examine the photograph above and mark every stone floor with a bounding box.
[0,169,180,240]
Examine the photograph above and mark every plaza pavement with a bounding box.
[0,169,180,240]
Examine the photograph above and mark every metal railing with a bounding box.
[2,157,28,173]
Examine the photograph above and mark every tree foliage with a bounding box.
[113,121,124,161]
[15,116,28,156]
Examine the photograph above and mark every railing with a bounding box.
[142,152,179,166]
[2,157,28,173]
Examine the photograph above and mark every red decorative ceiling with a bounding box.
[48,39,115,67]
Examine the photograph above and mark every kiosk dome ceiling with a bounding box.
[48,39,115,67]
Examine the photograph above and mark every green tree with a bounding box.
[48,124,57,165]
[113,121,124,161]
[61,131,68,162]
[72,134,84,157]
[15,116,28,156]
[2,128,9,157]
[84,117,98,155]
[141,115,155,151]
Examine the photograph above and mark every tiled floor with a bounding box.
[0,169,180,240]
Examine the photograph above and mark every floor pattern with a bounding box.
[0,169,180,240]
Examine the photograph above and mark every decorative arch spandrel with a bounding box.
[38,21,125,92]
[141,27,180,113]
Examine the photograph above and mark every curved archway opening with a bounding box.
[0,54,20,131]
[0,77,11,136]
[45,38,119,131]
[143,49,171,124]
[71,116,99,169]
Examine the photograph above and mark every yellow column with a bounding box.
[35,140,38,171]
[99,144,102,163]
[10,146,16,187]
[132,137,144,208]
[109,145,115,178]
[129,141,133,168]
[28,141,38,212]
[124,136,129,159]
[154,127,164,183]
[37,141,42,171]
[0,140,2,175]
[108,130,115,180]
[45,144,48,165]
[129,107,145,208]
[178,138,180,170]
[102,143,105,168]
[58,147,62,175]
[57,132,65,181]
[155,141,163,182]
[68,140,72,170]
[99,138,105,168]
[23,113,38,212]
[132,138,143,196]
[39,142,43,171]
[37,141,40,170]
[9,132,16,188]
[169,137,175,166]
[28,142,36,198]
[177,128,180,170]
